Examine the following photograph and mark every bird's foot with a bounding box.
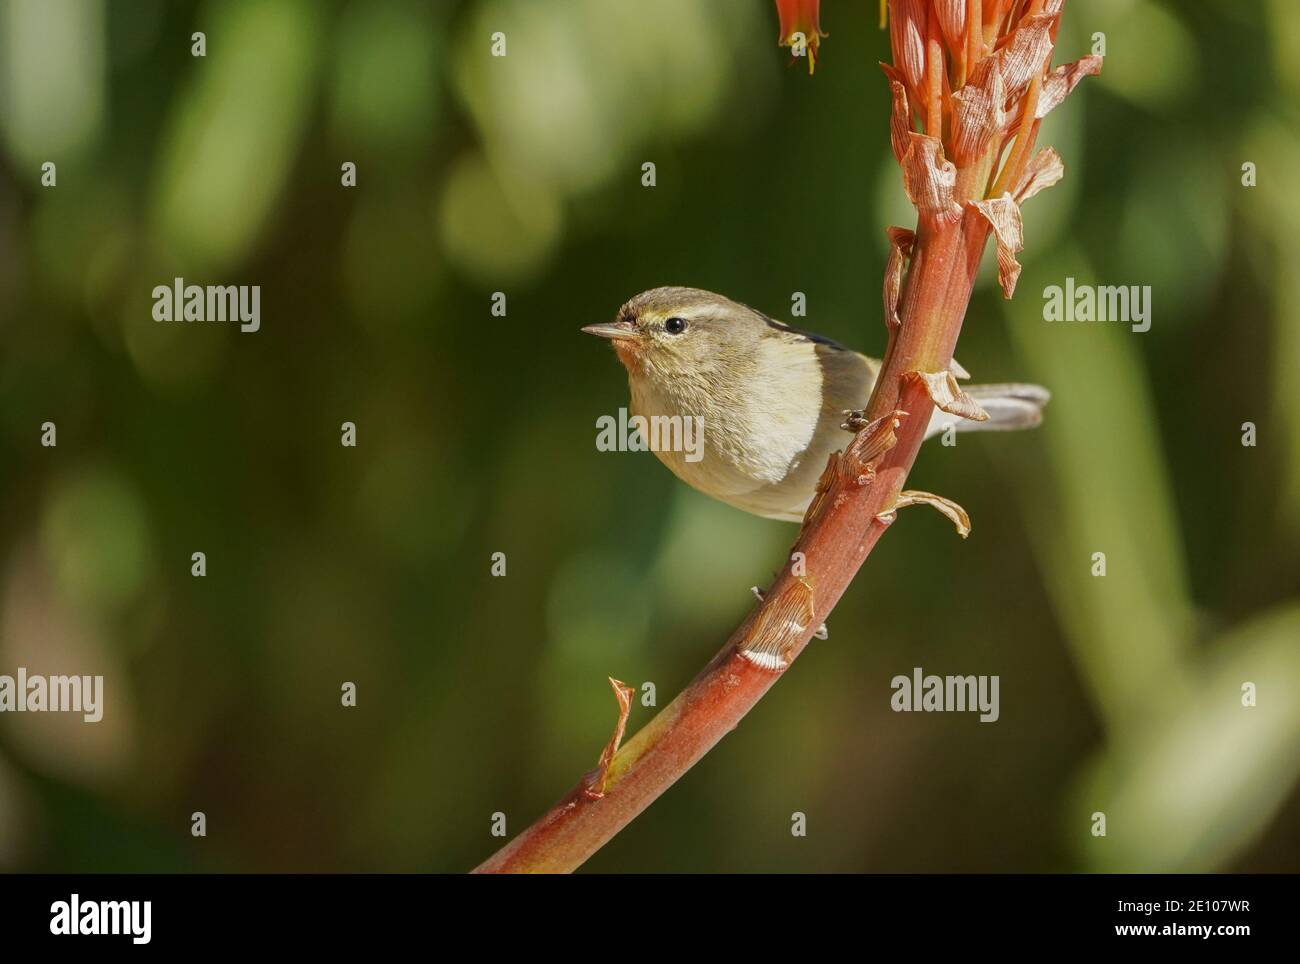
[840,409,870,433]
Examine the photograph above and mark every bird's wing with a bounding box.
[760,314,853,350]
[814,343,879,413]
[728,342,874,521]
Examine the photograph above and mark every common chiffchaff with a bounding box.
[584,286,1048,522]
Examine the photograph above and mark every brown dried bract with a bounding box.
[966,195,1024,298]
[950,59,1005,167]
[893,490,972,539]
[844,409,906,469]
[882,226,916,333]
[992,13,1059,103]
[805,410,904,531]
[902,370,990,422]
[799,450,843,531]
[1014,147,1065,204]
[739,577,818,671]
[1036,55,1103,120]
[584,677,635,799]
[881,64,912,165]
[901,135,962,222]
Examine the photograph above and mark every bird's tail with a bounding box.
[924,382,1050,439]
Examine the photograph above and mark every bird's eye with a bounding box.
[664,317,688,335]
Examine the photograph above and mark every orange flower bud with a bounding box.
[933,0,967,58]
[889,0,928,90]
[774,0,827,75]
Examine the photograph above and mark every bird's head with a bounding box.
[582,286,768,385]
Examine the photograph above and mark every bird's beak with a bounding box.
[581,320,637,340]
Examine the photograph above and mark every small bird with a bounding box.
[583,286,1049,523]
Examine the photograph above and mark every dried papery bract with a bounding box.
[473,0,1100,875]
[739,579,819,670]
[883,227,916,333]
[584,678,635,799]
[901,137,963,222]
[950,62,1004,166]
[966,195,1024,297]
[892,490,973,538]
[1037,54,1103,119]
[903,369,990,423]
[1014,147,1064,203]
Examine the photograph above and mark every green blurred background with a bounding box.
[0,0,1297,873]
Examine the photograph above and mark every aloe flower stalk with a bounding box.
[473,0,1100,874]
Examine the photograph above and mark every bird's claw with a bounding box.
[841,409,869,433]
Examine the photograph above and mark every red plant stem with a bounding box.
[473,210,993,874]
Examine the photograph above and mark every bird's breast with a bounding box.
[628,339,828,503]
